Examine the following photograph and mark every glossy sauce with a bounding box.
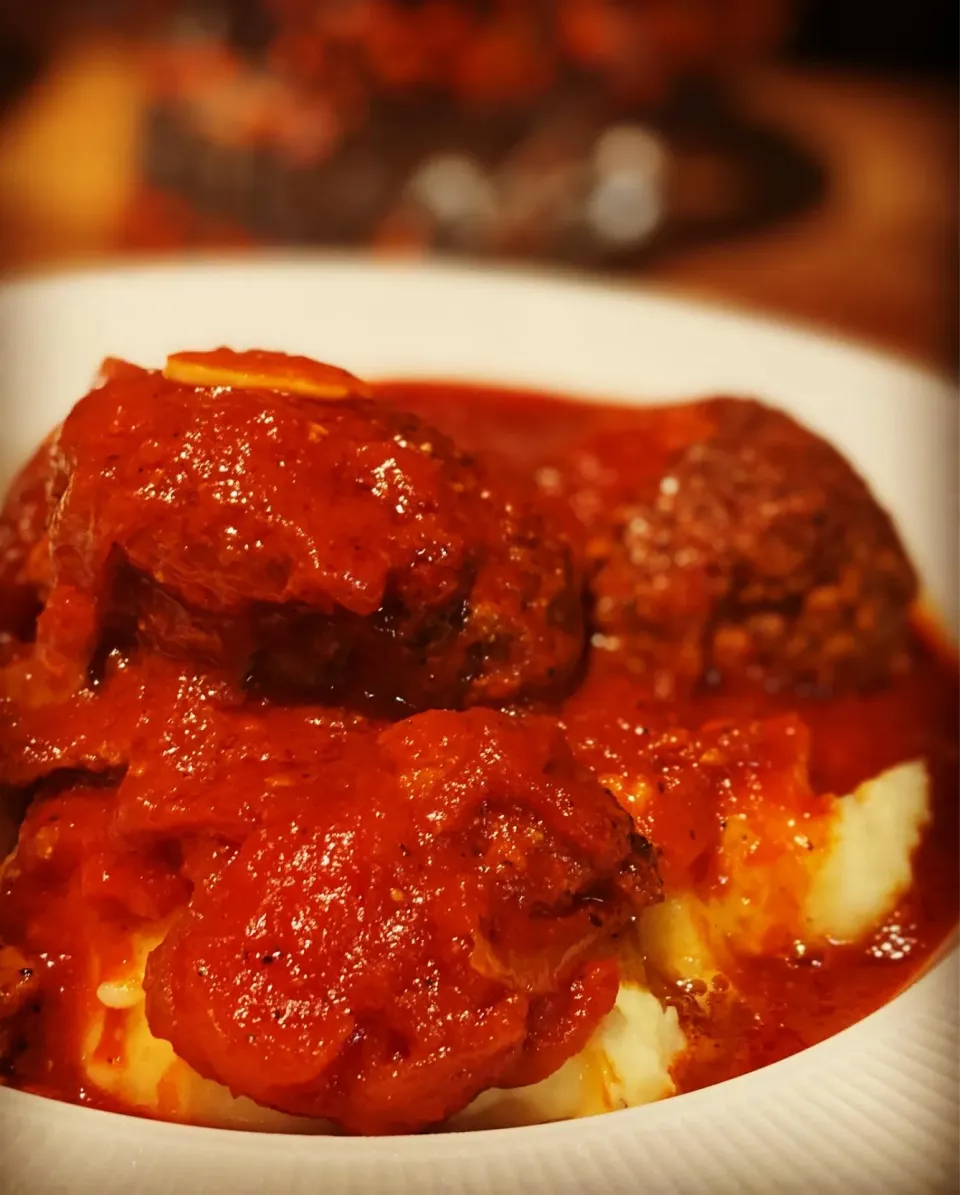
[379,380,960,1088]
[570,626,958,1088]
[1,374,957,1129]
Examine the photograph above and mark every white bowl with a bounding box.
[0,259,957,1195]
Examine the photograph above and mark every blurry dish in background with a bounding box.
[124,0,823,263]
[0,4,950,370]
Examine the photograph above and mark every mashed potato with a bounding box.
[642,759,931,988]
[805,760,929,942]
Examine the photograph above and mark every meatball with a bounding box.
[546,397,917,697]
[144,709,660,1135]
[24,356,584,711]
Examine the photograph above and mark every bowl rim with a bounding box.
[1,249,956,388]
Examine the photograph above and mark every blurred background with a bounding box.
[0,1,954,370]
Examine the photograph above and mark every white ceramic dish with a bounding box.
[0,259,957,1195]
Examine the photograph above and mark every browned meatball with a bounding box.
[142,708,659,1135]
[22,357,584,712]
[546,397,918,697]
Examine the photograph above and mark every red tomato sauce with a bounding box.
[568,626,958,1089]
[378,379,960,1090]
[0,372,956,1131]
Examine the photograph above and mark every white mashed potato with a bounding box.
[805,760,929,942]
[77,759,928,1131]
[642,759,931,987]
